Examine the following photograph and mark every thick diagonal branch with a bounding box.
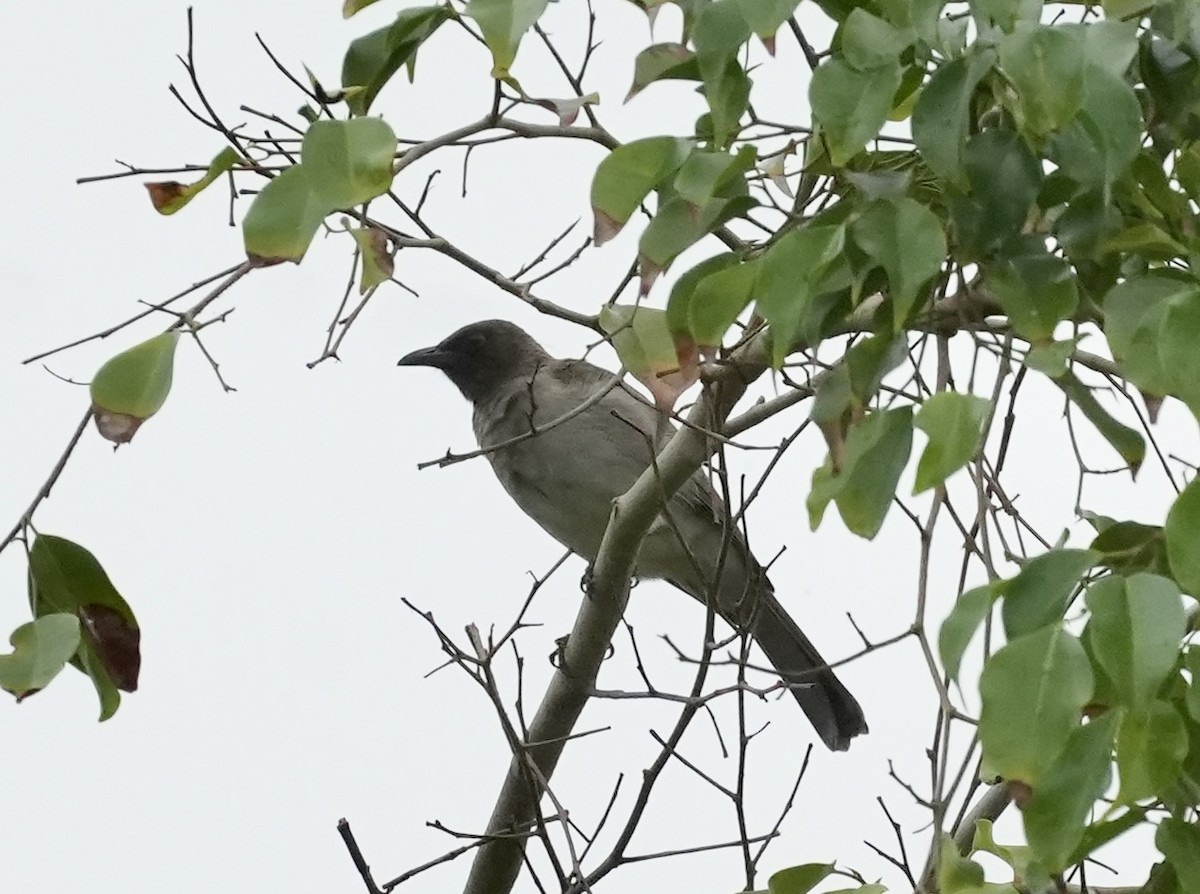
[461,340,769,894]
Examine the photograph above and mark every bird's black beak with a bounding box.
[398,345,451,369]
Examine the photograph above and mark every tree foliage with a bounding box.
[8,0,1200,892]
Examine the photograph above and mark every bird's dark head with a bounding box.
[398,319,549,404]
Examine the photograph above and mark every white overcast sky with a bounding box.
[0,2,1188,893]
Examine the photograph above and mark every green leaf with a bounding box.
[1090,521,1171,577]
[344,0,387,15]
[686,258,759,347]
[590,137,692,244]
[731,0,803,48]
[1073,20,1138,78]
[1001,549,1097,640]
[1167,477,1200,598]
[950,129,1042,259]
[1000,25,1087,136]
[28,535,141,708]
[939,583,996,681]
[808,407,913,539]
[810,58,903,166]
[465,0,550,77]
[937,834,984,894]
[89,332,180,444]
[1023,712,1118,872]
[627,44,700,99]
[1104,273,1198,398]
[598,305,695,411]
[701,57,752,148]
[841,9,911,71]
[637,193,755,289]
[979,625,1093,784]
[242,165,329,264]
[1046,66,1141,190]
[912,50,996,184]
[144,147,241,215]
[1116,701,1187,803]
[301,118,397,208]
[1085,574,1185,709]
[666,253,740,338]
[986,246,1079,342]
[1024,339,1076,378]
[341,5,451,115]
[913,393,990,494]
[1157,819,1200,894]
[970,0,1042,31]
[1159,283,1200,418]
[0,615,82,699]
[1050,371,1145,473]
[673,147,755,208]
[851,197,947,329]
[767,863,835,894]
[1188,650,1200,721]
[756,225,846,365]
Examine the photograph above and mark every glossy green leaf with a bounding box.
[301,118,397,208]
[590,137,692,244]
[1000,25,1086,136]
[1023,712,1118,872]
[852,197,947,329]
[768,863,834,894]
[913,392,990,493]
[1023,339,1076,378]
[1104,273,1197,398]
[341,6,451,115]
[144,147,241,215]
[938,583,995,681]
[756,225,846,364]
[90,332,179,444]
[979,625,1093,784]
[810,58,902,166]
[938,835,984,894]
[242,165,329,263]
[1116,701,1187,802]
[1073,20,1138,77]
[986,246,1079,342]
[912,50,996,183]
[0,614,82,699]
[1050,371,1145,474]
[466,0,550,77]
[1001,549,1096,640]
[627,44,700,99]
[1167,477,1200,598]
[808,407,913,539]
[1085,574,1185,708]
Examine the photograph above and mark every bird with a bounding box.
[398,319,867,750]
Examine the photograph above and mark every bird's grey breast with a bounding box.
[471,360,662,561]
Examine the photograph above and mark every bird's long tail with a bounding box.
[751,591,867,751]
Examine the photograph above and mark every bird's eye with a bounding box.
[466,332,487,352]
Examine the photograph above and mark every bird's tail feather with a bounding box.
[751,592,867,751]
